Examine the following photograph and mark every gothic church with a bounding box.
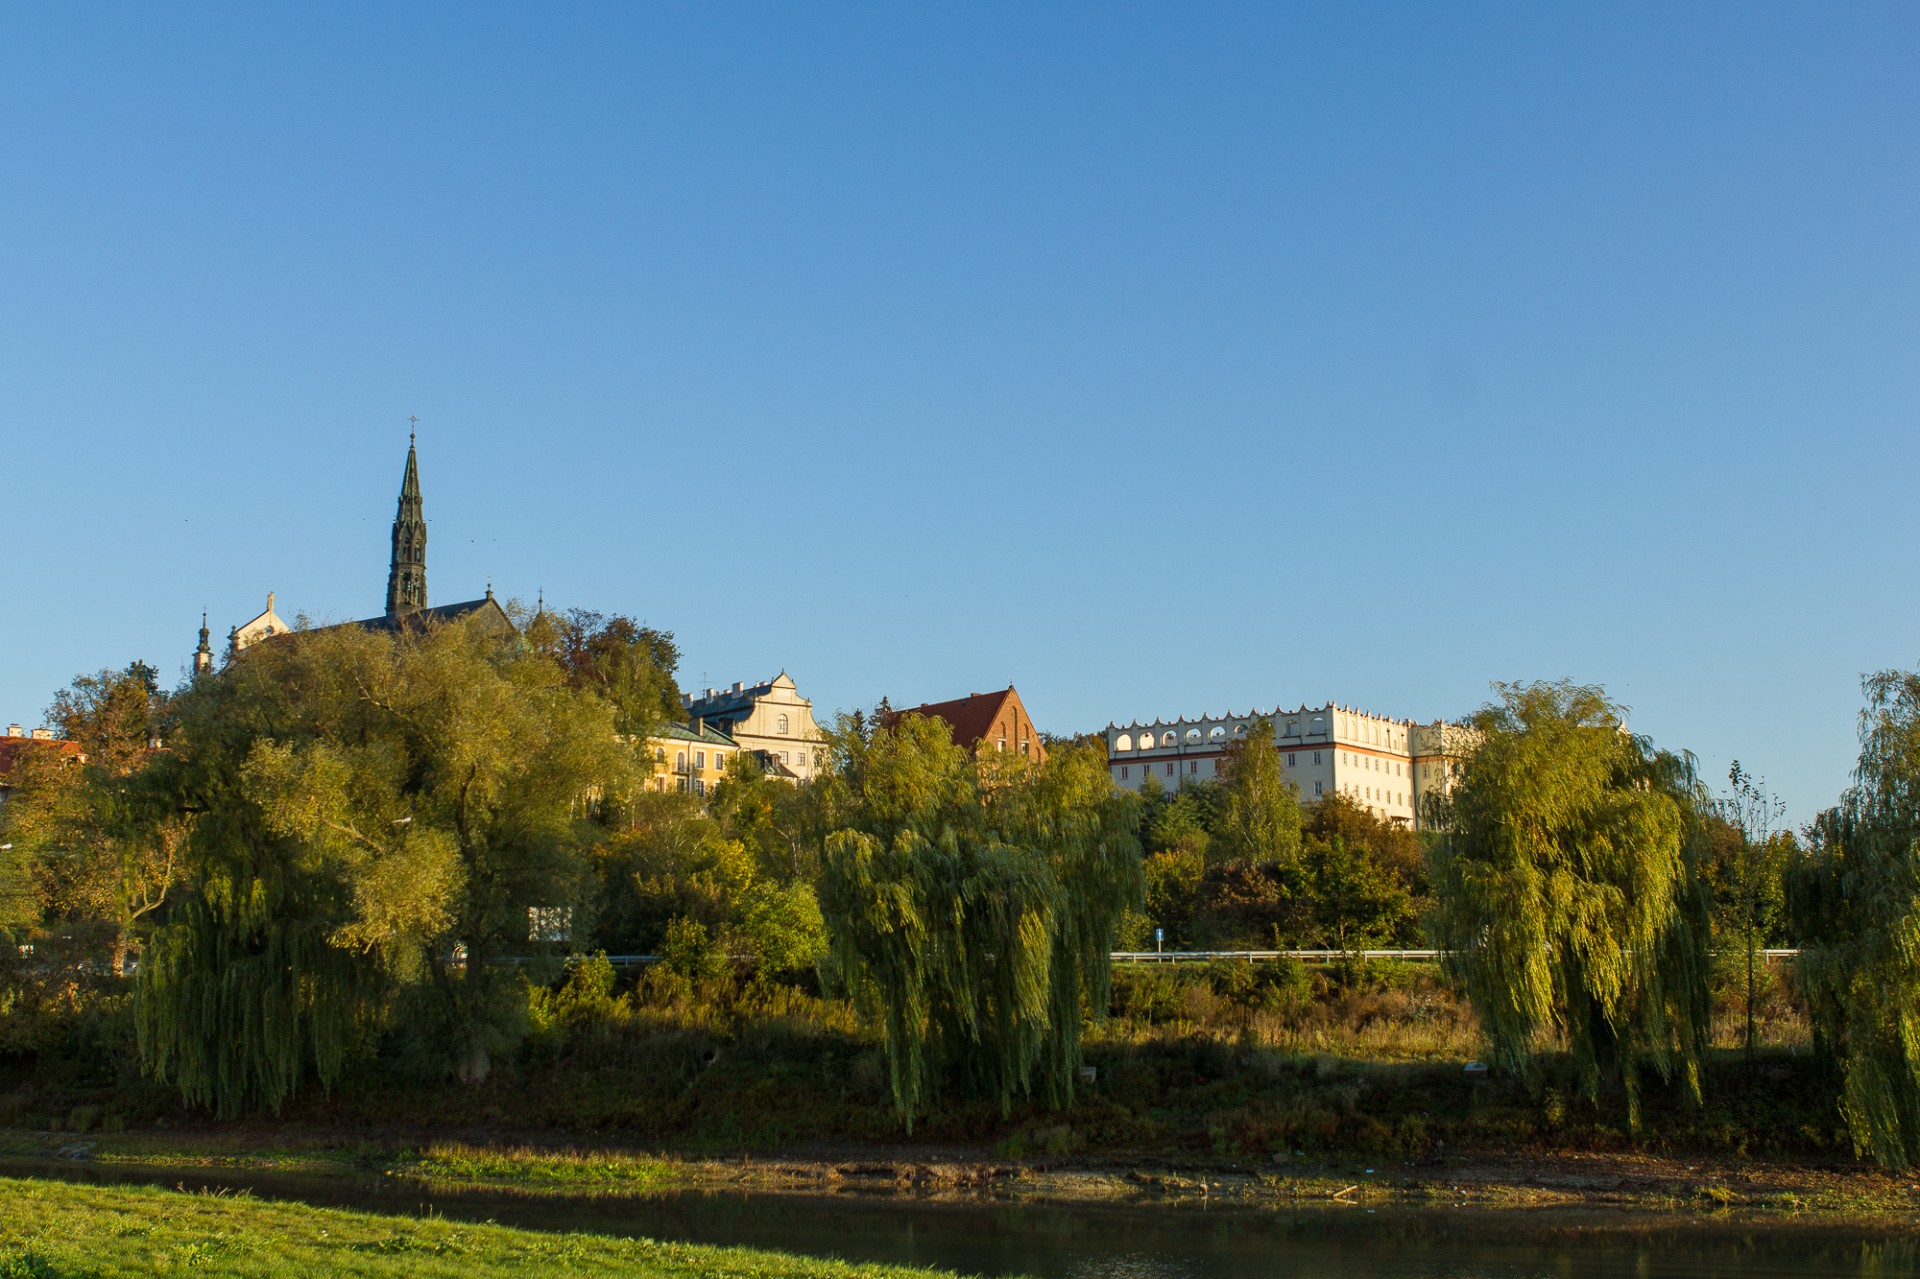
[195,437,513,674]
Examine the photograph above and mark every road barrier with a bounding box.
[495,947,1803,968]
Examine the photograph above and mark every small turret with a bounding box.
[192,611,213,677]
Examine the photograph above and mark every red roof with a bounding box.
[891,687,1017,751]
[0,736,86,779]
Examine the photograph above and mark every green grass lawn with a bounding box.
[0,1176,968,1279]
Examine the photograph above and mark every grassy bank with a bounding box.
[1,958,1837,1169]
[0,1175,960,1278]
[3,1130,1917,1224]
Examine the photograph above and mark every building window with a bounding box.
[1287,753,1296,767]
[1120,766,1129,780]
[1165,763,1174,776]
[1189,761,1198,774]
[694,779,706,796]
[1313,751,1321,765]
[777,714,790,735]
[1314,781,1323,797]
[696,750,706,769]
[1021,740,1030,757]
[676,751,686,770]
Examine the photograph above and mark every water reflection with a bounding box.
[7,1158,1918,1278]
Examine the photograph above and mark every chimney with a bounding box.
[691,714,704,736]
[5,724,20,738]
[29,728,53,740]
[732,681,744,693]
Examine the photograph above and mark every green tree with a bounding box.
[1304,834,1412,952]
[1704,762,1790,1073]
[134,618,634,1113]
[1139,774,1217,862]
[588,793,825,980]
[1428,681,1710,1124]
[527,608,682,736]
[1212,719,1302,868]
[3,663,185,975]
[1793,668,1920,1168]
[816,715,1141,1128]
[710,751,822,882]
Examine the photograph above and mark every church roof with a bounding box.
[352,596,511,633]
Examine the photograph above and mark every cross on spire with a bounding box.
[407,414,419,445]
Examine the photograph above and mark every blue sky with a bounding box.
[3,4,1915,824]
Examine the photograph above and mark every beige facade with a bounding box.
[230,592,291,653]
[684,673,826,781]
[642,722,744,797]
[1106,702,1476,829]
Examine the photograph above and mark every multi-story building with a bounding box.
[683,673,826,782]
[641,721,745,796]
[1104,703,1474,828]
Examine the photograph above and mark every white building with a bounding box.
[1105,702,1474,829]
[684,672,827,782]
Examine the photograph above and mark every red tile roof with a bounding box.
[895,688,1012,750]
[0,736,86,779]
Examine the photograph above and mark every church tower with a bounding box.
[192,611,214,677]
[385,436,427,619]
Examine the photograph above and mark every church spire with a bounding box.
[192,611,213,678]
[386,431,427,619]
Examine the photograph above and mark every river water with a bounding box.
[9,1159,1920,1278]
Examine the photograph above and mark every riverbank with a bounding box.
[0,1174,959,1279]
[3,1125,1915,1225]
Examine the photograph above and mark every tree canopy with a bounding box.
[1428,681,1710,1124]
[134,619,637,1113]
[816,713,1142,1128]
[1794,667,1920,1169]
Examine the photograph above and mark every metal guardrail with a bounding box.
[497,947,1804,968]
[1111,948,1801,962]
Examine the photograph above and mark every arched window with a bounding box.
[1208,726,1226,740]
[777,714,790,735]
[1234,723,1248,736]
[676,751,686,770]
[1162,732,1177,747]
[1114,733,1134,752]
[1185,728,1201,743]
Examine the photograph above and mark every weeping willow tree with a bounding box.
[1428,681,1711,1126]
[817,715,1142,1129]
[1793,668,1920,1169]
[134,616,635,1114]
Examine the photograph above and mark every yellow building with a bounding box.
[643,721,742,797]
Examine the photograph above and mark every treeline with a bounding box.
[9,615,1920,1170]
[0,612,1136,1131]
